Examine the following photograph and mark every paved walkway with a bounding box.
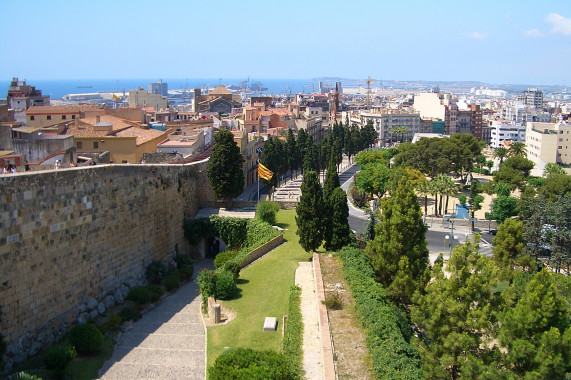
[98,260,213,380]
[296,262,324,380]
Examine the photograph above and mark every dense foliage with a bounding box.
[282,286,303,375]
[338,247,424,379]
[324,187,352,251]
[69,324,104,355]
[208,348,299,380]
[295,170,325,252]
[255,201,280,225]
[43,344,76,371]
[207,129,245,206]
[366,176,429,302]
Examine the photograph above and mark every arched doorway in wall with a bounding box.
[205,237,227,259]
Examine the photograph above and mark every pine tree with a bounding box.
[207,129,244,208]
[411,238,500,379]
[296,170,324,252]
[365,176,429,295]
[324,187,352,251]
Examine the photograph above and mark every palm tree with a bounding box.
[508,142,527,157]
[430,179,442,216]
[437,174,457,215]
[416,179,431,219]
[393,126,409,143]
[493,147,508,165]
[543,162,565,177]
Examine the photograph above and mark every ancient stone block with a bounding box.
[263,317,277,332]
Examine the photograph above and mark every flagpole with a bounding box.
[257,170,260,203]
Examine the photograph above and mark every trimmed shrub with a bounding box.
[214,250,240,269]
[119,306,141,322]
[126,286,152,305]
[145,260,168,284]
[44,344,76,371]
[103,314,123,332]
[215,270,237,300]
[197,269,217,311]
[164,275,180,291]
[177,264,194,281]
[223,261,241,280]
[338,247,423,379]
[282,286,303,375]
[174,253,192,268]
[69,324,104,355]
[256,201,280,225]
[208,348,299,380]
[146,285,164,302]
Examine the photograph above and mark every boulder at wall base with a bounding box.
[87,298,98,311]
[97,302,106,315]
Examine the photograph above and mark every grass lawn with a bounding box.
[207,209,314,367]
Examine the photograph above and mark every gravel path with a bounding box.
[295,261,324,380]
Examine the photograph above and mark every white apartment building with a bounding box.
[413,92,446,120]
[490,120,526,148]
[360,109,421,143]
[526,122,571,176]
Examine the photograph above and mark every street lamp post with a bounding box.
[444,235,449,252]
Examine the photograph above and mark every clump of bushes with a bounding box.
[119,306,141,322]
[323,291,343,310]
[282,286,303,375]
[126,286,152,305]
[69,324,104,355]
[7,372,42,380]
[256,201,280,225]
[174,253,192,268]
[177,264,194,281]
[103,314,123,332]
[208,348,299,380]
[43,344,76,371]
[146,285,164,302]
[145,260,168,284]
[164,275,180,291]
[215,270,237,300]
[338,247,423,379]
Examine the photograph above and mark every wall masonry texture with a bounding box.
[0,160,213,363]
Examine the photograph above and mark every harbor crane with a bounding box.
[366,76,377,107]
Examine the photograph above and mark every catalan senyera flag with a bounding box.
[258,162,274,181]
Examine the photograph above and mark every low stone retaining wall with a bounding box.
[240,234,284,268]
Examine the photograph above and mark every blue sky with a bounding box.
[1,0,570,85]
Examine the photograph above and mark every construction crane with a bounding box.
[366,76,378,108]
[116,80,125,99]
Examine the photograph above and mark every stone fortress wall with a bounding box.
[0,160,213,362]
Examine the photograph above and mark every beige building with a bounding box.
[129,88,168,109]
[526,122,571,176]
[25,105,103,128]
[360,109,422,143]
[413,93,445,120]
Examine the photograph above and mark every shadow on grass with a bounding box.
[236,278,250,285]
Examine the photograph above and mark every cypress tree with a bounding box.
[207,129,244,208]
[324,187,352,251]
[323,153,340,201]
[296,170,324,252]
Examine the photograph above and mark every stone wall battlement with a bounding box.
[0,161,213,363]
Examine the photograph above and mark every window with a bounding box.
[47,115,51,120]
[30,116,35,120]
[93,141,99,149]
[72,115,76,119]
[77,142,82,149]
[62,115,66,120]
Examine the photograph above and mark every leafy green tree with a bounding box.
[295,171,324,252]
[355,162,391,199]
[296,128,309,173]
[497,270,571,378]
[491,195,519,224]
[540,172,571,202]
[412,237,499,380]
[366,209,377,241]
[486,159,495,172]
[324,187,352,251]
[261,136,283,187]
[302,141,320,173]
[361,119,377,148]
[495,182,511,197]
[437,174,456,215]
[366,176,429,301]
[207,129,244,208]
[493,155,535,189]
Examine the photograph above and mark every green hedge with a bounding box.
[338,247,424,379]
[282,286,303,375]
[208,348,299,380]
